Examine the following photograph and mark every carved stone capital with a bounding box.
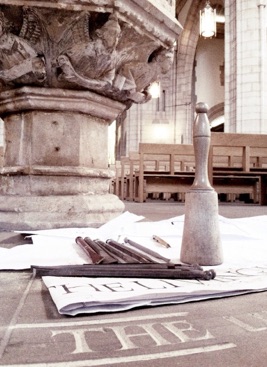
[0,2,181,104]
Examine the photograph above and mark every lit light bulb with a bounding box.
[149,81,161,99]
[200,1,216,38]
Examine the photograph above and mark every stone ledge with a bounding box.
[0,194,125,230]
[0,87,126,123]
[0,0,182,46]
[0,165,114,178]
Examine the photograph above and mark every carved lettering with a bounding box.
[51,319,214,354]
[162,321,214,343]
[52,329,95,354]
[224,312,267,332]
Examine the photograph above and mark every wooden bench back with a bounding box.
[139,143,195,175]
[136,143,195,202]
[208,132,267,180]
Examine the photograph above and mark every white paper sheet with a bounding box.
[1,214,267,270]
[43,263,267,315]
[1,213,267,315]
[0,211,144,270]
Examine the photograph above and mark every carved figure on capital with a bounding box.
[0,9,46,88]
[0,6,175,105]
[114,47,174,103]
[57,13,121,92]
[56,12,174,104]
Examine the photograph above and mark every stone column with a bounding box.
[0,88,125,229]
[224,0,267,134]
[0,2,181,229]
[180,103,223,266]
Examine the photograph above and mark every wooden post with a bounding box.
[180,103,223,266]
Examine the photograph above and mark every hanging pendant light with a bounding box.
[200,1,216,38]
[148,81,161,99]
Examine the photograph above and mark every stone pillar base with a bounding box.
[0,87,126,230]
[0,193,124,231]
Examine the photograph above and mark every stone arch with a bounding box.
[208,102,224,122]
[174,0,224,143]
[208,102,224,131]
[174,0,206,143]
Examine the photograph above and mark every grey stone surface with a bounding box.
[0,201,267,366]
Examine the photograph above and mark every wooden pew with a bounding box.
[114,133,267,204]
[125,151,140,201]
[118,151,165,201]
[115,155,140,200]
[209,132,267,172]
[208,132,267,204]
[113,160,123,198]
[134,143,195,203]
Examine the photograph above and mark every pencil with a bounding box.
[152,235,171,248]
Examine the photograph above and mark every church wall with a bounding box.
[195,37,224,113]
